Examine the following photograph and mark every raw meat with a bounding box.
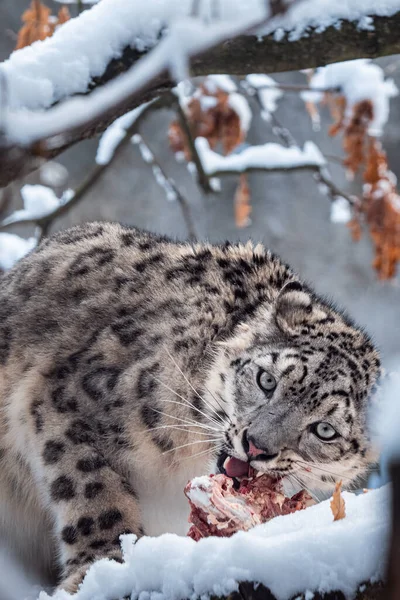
[184,471,315,540]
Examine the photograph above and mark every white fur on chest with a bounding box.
[134,454,214,536]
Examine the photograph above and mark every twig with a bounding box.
[245,84,357,207]
[0,95,175,235]
[316,170,358,207]
[76,0,84,15]
[246,82,340,94]
[174,99,212,193]
[138,132,198,241]
[205,163,322,177]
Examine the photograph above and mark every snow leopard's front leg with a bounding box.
[29,410,143,593]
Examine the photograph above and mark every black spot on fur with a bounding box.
[121,232,136,246]
[51,476,76,501]
[0,325,12,365]
[77,517,95,536]
[136,363,159,400]
[85,481,104,499]
[76,454,107,472]
[51,387,78,413]
[141,404,160,429]
[151,435,173,453]
[89,539,107,549]
[43,440,65,464]
[62,526,78,545]
[30,399,44,433]
[111,317,144,346]
[98,509,123,530]
[68,247,115,277]
[135,253,164,273]
[82,367,121,401]
[66,420,96,445]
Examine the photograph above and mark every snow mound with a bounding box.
[42,486,389,600]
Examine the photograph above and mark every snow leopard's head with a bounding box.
[205,281,381,494]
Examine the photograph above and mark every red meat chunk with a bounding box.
[184,472,314,540]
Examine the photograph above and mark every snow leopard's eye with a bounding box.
[256,370,277,394]
[312,422,339,441]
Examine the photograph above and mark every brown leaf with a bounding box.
[234,174,251,227]
[56,6,70,26]
[16,0,69,50]
[330,480,346,521]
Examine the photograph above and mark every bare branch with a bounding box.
[174,99,213,193]
[0,95,175,234]
[137,131,199,241]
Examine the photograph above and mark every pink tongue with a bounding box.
[224,457,249,478]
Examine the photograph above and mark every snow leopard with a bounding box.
[0,222,380,592]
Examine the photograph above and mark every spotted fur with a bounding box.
[0,223,380,591]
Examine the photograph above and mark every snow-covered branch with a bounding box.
[1,2,400,188]
[195,138,325,176]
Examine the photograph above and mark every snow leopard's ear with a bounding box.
[274,281,327,333]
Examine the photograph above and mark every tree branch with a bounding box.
[0,95,174,235]
[1,10,400,189]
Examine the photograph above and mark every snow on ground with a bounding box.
[196,138,325,175]
[302,60,398,136]
[42,485,390,600]
[2,0,400,119]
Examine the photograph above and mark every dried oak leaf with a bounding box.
[330,480,346,521]
[234,174,251,227]
[16,0,70,50]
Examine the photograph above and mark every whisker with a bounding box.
[150,408,219,432]
[292,469,331,489]
[158,397,222,430]
[153,376,223,428]
[294,459,353,482]
[164,347,232,425]
[202,384,233,425]
[162,438,222,455]
[177,446,220,463]
[151,424,215,437]
[289,472,322,503]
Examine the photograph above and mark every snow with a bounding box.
[205,75,237,94]
[1,185,62,226]
[41,485,390,600]
[4,8,271,145]
[0,233,36,270]
[301,60,398,136]
[4,0,400,144]
[39,161,69,188]
[244,75,283,121]
[268,0,400,42]
[330,197,352,224]
[195,138,325,175]
[96,103,151,165]
[2,1,266,113]
[372,366,400,463]
[228,94,252,133]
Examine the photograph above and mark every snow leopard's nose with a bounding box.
[242,429,278,461]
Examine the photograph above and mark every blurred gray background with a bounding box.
[0,0,399,367]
